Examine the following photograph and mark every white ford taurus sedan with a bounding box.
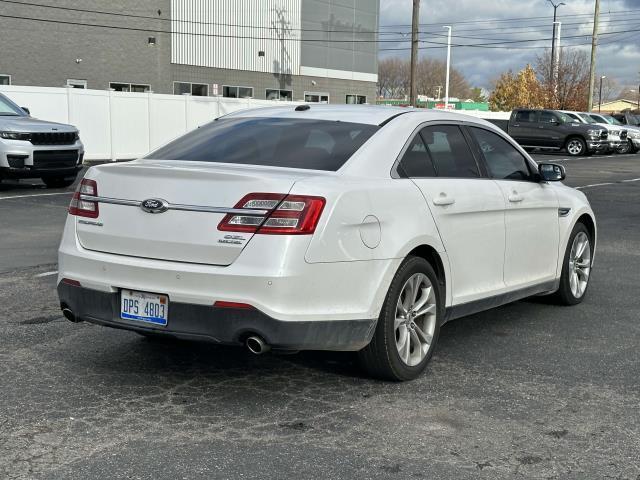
[58,105,596,381]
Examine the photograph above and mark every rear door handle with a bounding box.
[508,191,524,203]
[433,193,455,206]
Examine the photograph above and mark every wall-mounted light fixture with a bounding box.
[148,37,156,46]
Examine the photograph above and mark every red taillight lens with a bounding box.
[213,301,254,310]
[218,193,326,235]
[69,179,99,218]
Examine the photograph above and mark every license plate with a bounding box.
[120,289,169,326]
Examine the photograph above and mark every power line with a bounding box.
[2,9,640,52]
[3,0,640,40]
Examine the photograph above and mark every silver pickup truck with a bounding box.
[0,92,84,188]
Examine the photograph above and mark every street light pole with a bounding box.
[599,75,606,113]
[443,26,452,109]
[548,0,565,89]
[409,0,420,107]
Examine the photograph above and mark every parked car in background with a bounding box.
[57,105,596,381]
[560,110,629,154]
[611,110,640,128]
[588,112,639,153]
[0,92,84,188]
[508,109,609,157]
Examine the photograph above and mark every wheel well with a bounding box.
[565,134,586,145]
[408,245,446,293]
[577,214,596,242]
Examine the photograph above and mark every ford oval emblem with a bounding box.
[140,198,169,214]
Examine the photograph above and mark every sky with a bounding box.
[378,0,640,94]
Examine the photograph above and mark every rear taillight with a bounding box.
[218,193,326,235]
[69,179,99,218]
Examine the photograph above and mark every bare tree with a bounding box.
[415,58,472,100]
[535,49,590,111]
[377,58,409,99]
[378,57,471,100]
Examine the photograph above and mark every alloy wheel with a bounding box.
[567,140,584,156]
[395,273,438,366]
[568,231,591,298]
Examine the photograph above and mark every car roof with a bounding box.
[223,104,491,127]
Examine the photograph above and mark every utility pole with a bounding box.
[548,1,565,90]
[409,0,420,107]
[587,0,600,111]
[443,26,452,109]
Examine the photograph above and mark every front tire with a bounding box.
[553,223,593,305]
[565,137,587,157]
[42,176,76,189]
[358,257,442,381]
[617,139,633,155]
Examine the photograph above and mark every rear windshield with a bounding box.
[147,117,379,171]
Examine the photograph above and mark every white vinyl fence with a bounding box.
[0,85,510,161]
[0,85,305,161]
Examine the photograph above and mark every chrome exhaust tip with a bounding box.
[62,307,81,323]
[246,335,270,355]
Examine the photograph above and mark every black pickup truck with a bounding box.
[494,109,610,157]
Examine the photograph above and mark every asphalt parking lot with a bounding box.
[1,153,639,479]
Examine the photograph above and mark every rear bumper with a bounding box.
[57,282,376,351]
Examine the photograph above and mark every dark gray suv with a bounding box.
[508,109,609,157]
[0,92,84,188]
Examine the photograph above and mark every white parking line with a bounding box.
[576,183,615,190]
[621,178,640,183]
[34,271,58,278]
[0,192,72,201]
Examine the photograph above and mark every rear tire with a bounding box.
[358,256,442,381]
[552,223,593,305]
[42,176,76,189]
[565,137,587,157]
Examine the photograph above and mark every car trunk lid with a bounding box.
[75,160,324,265]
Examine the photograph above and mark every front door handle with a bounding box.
[508,191,524,203]
[433,193,455,206]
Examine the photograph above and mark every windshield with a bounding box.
[577,113,598,124]
[629,114,640,126]
[147,117,379,171]
[0,93,25,116]
[602,115,623,126]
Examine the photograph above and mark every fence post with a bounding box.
[108,90,116,162]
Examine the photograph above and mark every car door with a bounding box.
[536,111,564,148]
[510,110,539,145]
[467,126,560,289]
[396,123,507,305]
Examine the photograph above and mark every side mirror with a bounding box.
[539,163,566,182]
[21,107,30,115]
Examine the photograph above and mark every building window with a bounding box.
[173,82,209,96]
[304,92,329,104]
[266,89,293,101]
[67,79,87,89]
[223,86,253,98]
[0,74,11,85]
[346,94,367,105]
[110,82,151,93]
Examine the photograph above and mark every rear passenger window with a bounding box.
[397,134,436,178]
[515,111,537,123]
[470,127,534,181]
[420,125,480,178]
